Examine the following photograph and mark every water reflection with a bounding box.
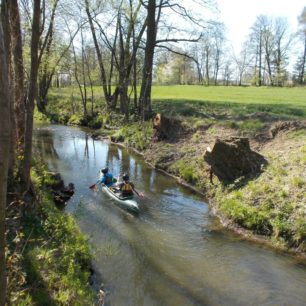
[33,125,306,306]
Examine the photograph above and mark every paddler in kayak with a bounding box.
[117,173,144,199]
[97,167,115,187]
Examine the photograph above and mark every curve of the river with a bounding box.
[34,125,306,306]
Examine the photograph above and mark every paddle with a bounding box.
[132,187,144,199]
[89,183,97,189]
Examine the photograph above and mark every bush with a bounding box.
[88,114,104,129]
[68,114,87,126]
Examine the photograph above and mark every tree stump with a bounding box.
[204,137,267,184]
[152,113,183,142]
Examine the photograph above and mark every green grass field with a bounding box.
[48,85,306,124]
[152,85,306,105]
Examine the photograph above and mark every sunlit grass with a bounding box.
[48,85,306,121]
[151,85,306,105]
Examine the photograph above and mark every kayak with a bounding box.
[101,185,140,213]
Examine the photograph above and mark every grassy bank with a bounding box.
[6,160,95,305]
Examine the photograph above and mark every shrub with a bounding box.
[88,114,104,129]
[68,114,86,126]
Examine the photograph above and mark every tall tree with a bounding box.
[296,6,306,84]
[37,0,59,112]
[21,0,41,192]
[249,15,265,86]
[10,0,25,158]
[273,17,292,86]
[0,14,11,306]
[138,0,207,119]
[138,0,157,120]
[1,0,15,177]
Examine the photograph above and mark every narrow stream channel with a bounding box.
[34,124,306,306]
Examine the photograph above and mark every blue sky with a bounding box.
[216,0,305,53]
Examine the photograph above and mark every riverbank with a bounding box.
[41,85,306,256]
[6,158,95,305]
[93,118,306,257]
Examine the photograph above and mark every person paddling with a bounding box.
[118,173,143,199]
[94,167,115,187]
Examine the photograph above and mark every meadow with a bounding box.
[47,85,306,130]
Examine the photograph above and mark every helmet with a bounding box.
[122,173,129,181]
[101,167,108,174]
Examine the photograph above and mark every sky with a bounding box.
[216,0,305,54]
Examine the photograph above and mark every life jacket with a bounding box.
[121,182,133,195]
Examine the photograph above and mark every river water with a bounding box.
[34,124,306,306]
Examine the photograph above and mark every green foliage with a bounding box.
[237,119,265,134]
[293,217,306,242]
[34,107,50,123]
[111,122,153,150]
[68,114,86,126]
[7,160,95,305]
[172,160,198,183]
[219,198,272,235]
[88,113,104,129]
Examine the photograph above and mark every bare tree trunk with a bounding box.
[139,0,156,121]
[300,34,306,84]
[205,48,210,85]
[10,0,25,154]
[21,0,41,192]
[38,30,53,112]
[85,0,113,108]
[0,19,11,306]
[80,29,88,118]
[258,34,262,86]
[84,50,94,117]
[1,0,15,179]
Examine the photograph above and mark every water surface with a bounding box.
[34,125,306,306]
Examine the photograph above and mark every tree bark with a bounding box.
[21,0,41,192]
[10,0,25,154]
[139,0,156,121]
[258,33,262,86]
[1,0,15,178]
[300,34,306,84]
[0,18,11,306]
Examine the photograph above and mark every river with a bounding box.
[33,124,306,306]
